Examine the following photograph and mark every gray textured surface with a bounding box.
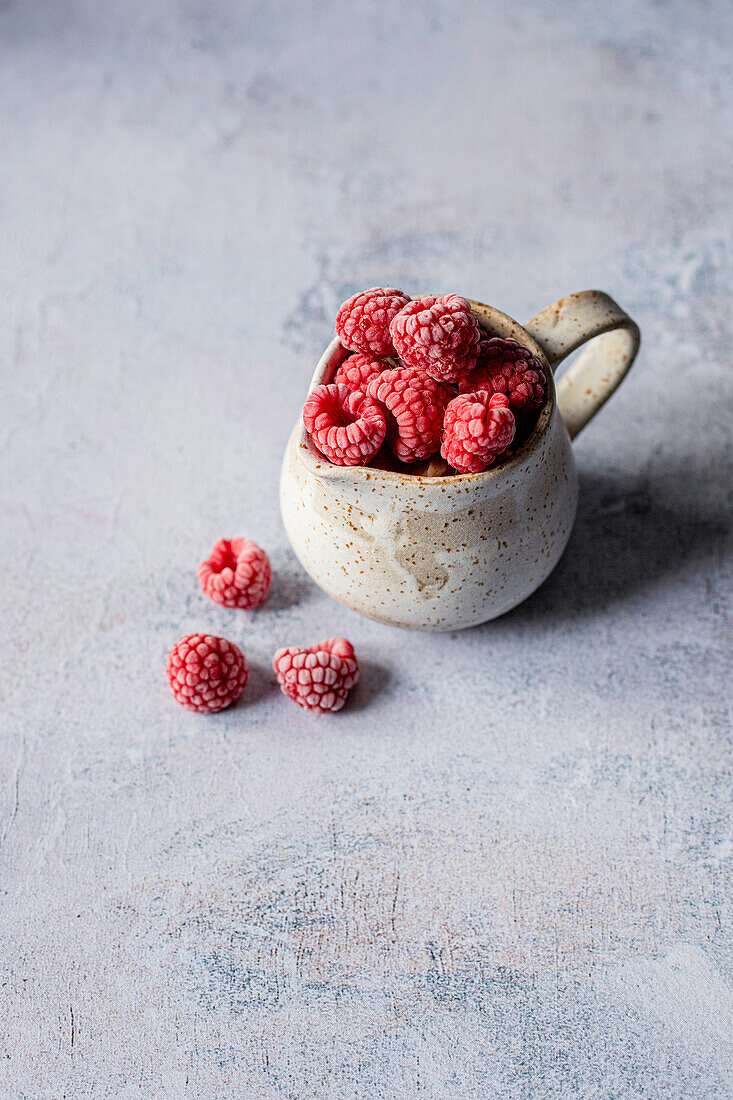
[1,1,732,1096]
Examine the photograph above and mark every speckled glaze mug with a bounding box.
[280,291,640,630]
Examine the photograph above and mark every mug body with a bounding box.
[280,303,578,630]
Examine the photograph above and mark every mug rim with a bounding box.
[297,298,556,485]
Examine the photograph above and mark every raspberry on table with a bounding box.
[389,294,482,384]
[166,633,248,714]
[333,352,389,391]
[198,537,272,609]
[366,368,448,462]
[273,637,359,713]
[335,287,410,356]
[441,391,516,473]
[459,337,546,411]
[303,383,386,466]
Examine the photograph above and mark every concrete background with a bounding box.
[1,1,731,1096]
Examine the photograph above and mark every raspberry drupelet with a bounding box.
[303,383,386,466]
[333,352,389,391]
[335,287,410,356]
[166,633,248,713]
[442,391,516,473]
[367,368,448,463]
[459,337,546,412]
[198,537,272,609]
[389,294,482,384]
[273,637,359,713]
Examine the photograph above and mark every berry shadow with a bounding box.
[347,659,393,712]
[264,560,315,612]
[489,460,730,628]
[241,661,278,706]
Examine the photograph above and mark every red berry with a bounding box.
[335,287,410,356]
[459,337,546,411]
[333,352,388,391]
[442,391,516,473]
[273,637,359,713]
[366,368,448,463]
[389,295,482,383]
[198,537,272,610]
[166,633,248,714]
[303,383,386,466]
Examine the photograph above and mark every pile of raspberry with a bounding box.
[165,537,360,715]
[303,287,546,475]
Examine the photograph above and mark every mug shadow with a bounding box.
[489,462,730,628]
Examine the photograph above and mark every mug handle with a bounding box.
[524,290,640,439]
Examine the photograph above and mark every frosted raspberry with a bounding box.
[366,368,448,463]
[389,295,482,383]
[167,633,248,714]
[333,352,388,391]
[303,383,386,466]
[442,392,516,473]
[273,637,359,713]
[198,537,272,610]
[335,287,410,356]
[459,337,546,411]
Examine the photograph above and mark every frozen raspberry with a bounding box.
[335,287,410,356]
[389,295,482,384]
[459,337,546,411]
[198,537,272,610]
[273,637,359,713]
[303,383,386,466]
[167,633,248,714]
[333,352,388,391]
[442,391,516,473]
[366,368,447,463]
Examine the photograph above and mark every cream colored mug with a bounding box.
[280,291,640,630]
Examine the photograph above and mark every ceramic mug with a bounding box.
[280,291,640,630]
